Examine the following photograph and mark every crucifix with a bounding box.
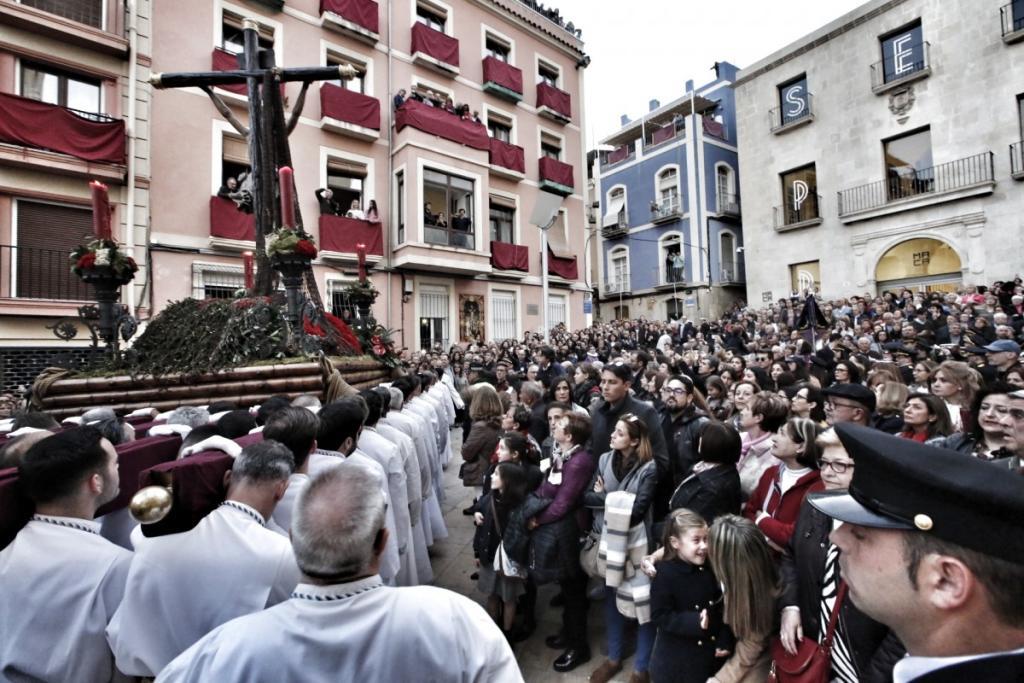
[149,18,356,299]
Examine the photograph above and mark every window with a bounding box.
[192,264,245,300]
[780,164,819,224]
[547,294,567,330]
[884,127,933,200]
[221,134,250,194]
[327,54,367,94]
[1017,94,1024,140]
[21,0,103,29]
[491,290,517,341]
[419,286,449,350]
[540,131,562,160]
[538,62,559,87]
[603,187,626,229]
[789,261,821,295]
[489,202,514,243]
[396,171,405,244]
[661,236,684,284]
[656,168,680,213]
[20,62,101,116]
[423,169,474,248]
[613,305,629,321]
[715,165,737,214]
[222,14,274,54]
[486,35,510,62]
[326,158,368,214]
[487,113,513,143]
[879,21,925,84]
[666,298,685,322]
[609,248,629,291]
[777,74,809,126]
[720,232,737,282]
[327,280,359,321]
[416,3,446,31]
[14,200,92,301]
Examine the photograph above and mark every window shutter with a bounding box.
[223,136,249,164]
[16,200,93,300]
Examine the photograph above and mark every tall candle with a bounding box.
[90,180,112,240]
[243,251,254,289]
[356,243,367,283]
[279,166,295,229]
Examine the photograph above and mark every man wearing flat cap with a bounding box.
[821,384,874,427]
[809,424,1024,682]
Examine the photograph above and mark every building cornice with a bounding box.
[476,0,586,59]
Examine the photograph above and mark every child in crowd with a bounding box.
[649,509,733,683]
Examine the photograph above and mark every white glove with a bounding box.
[179,435,242,459]
[61,416,84,426]
[148,423,193,438]
[128,407,159,419]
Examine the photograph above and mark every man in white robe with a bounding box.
[381,387,438,552]
[0,427,132,682]
[106,441,301,677]
[261,406,319,533]
[158,463,522,683]
[391,378,449,541]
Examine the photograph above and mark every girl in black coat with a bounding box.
[650,509,734,683]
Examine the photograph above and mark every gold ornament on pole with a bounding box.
[129,486,173,524]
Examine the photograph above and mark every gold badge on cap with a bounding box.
[914,513,933,531]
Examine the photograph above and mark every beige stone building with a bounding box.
[0,0,588,391]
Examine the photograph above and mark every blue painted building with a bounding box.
[595,62,745,321]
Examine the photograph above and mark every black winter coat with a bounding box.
[780,500,905,682]
[667,465,741,525]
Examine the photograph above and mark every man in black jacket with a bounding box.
[588,362,667,467]
[655,375,708,517]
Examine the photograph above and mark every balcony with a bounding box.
[720,265,744,285]
[320,0,380,45]
[770,93,815,134]
[482,57,523,103]
[547,248,578,280]
[0,91,125,179]
[0,0,128,56]
[774,194,822,231]
[1012,141,1024,180]
[604,279,631,295]
[538,156,574,196]
[490,241,528,277]
[209,196,255,248]
[601,144,634,169]
[394,99,489,151]
[838,152,995,221]
[320,83,380,141]
[319,214,383,264]
[655,267,687,290]
[536,82,571,124]
[644,123,681,150]
[870,42,931,94]
[410,22,459,76]
[1001,2,1024,43]
[601,213,627,239]
[702,117,727,141]
[651,198,683,224]
[716,193,740,219]
[1,244,91,303]
[488,138,525,180]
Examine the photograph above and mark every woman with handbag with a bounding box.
[460,385,504,503]
[775,428,904,682]
[528,412,597,674]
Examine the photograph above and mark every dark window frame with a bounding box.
[415,3,447,31]
[19,60,102,115]
[489,203,514,243]
[423,168,475,249]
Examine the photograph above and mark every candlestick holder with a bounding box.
[49,267,138,359]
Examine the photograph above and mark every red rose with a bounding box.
[295,240,318,258]
[77,253,97,270]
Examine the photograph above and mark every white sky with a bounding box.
[553,0,870,146]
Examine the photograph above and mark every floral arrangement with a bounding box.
[268,227,318,259]
[69,239,139,281]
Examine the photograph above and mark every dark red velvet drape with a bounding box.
[320,0,379,33]
[210,196,256,241]
[482,56,523,95]
[608,146,629,163]
[411,22,460,67]
[320,214,383,255]
[320,83,381,130]
[539,156,574,190]
[0,91,125,164]
[139,452,233,537]
[488,138,525,173]
[548,248,578,280]
[211,48,248,95]
[652,125,675,145]
[490,241,528,271]
[395,100,489,150]
[537,82,572,120]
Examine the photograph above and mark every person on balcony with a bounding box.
[452,208,471,233]
[366,200,380,223]
[217,176,238,199]
[424,202,437,225]
[393,88,406,111]
[315,188,340,216]
[443,96,457,115]
[346,199,366,221]
[669,253,685,283]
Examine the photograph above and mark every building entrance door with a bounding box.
[874,237,962,294]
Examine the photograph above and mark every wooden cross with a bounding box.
[149,18,355,297]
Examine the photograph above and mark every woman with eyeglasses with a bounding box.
[784,383,826,425]
[776,428,904,682]
[932,382,1014,459]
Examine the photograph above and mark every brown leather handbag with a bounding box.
[767,581,848,683]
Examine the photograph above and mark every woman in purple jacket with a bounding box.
[528,411,598,674]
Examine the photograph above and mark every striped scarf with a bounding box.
[598,490,651,624]
[820,536,857,683]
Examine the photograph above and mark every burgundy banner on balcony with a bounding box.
[212,48,248,95]
[482,56,523,95]
[320,0,379,33]
[652,125,675,145]
[320,83,381,130]
[539,156,574,190]
[548,248,578,280]
[0,466,33,549]
[488,138,525,173]
[210,196,255,241]
[0,91,125,164]
[96,435,183,517]
[608,145,629,164]
[319,214,383,255]
[490,241,528,271]
[536,82,571,119]
[411,22,460,68]
[395,99,489,150]
[702,117,725,139]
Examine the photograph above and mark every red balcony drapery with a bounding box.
[539,156,574,190]
[320,0,379,33]
[536,82,571,120]
[652,125,675,145]
[482,56,523,95]
[320,83,380,130]
[211,48,248,95]
[0,91,125,164]
[395,99,489,150]
[608,145,629,163]
[702,117,725,139]
[547,248,578,280]
[210,196,255,241]
[319,214,383,255]
[490,241,528,271]
[411,22,459,68]
[488,138,525,173]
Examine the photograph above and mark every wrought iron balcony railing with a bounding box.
[774,193,822,229]
[769,93,814,133]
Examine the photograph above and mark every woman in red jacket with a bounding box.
[742,417,824,554]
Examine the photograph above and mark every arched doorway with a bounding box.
[875,237,962,293]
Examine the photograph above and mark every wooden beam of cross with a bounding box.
[149,18,356,298]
